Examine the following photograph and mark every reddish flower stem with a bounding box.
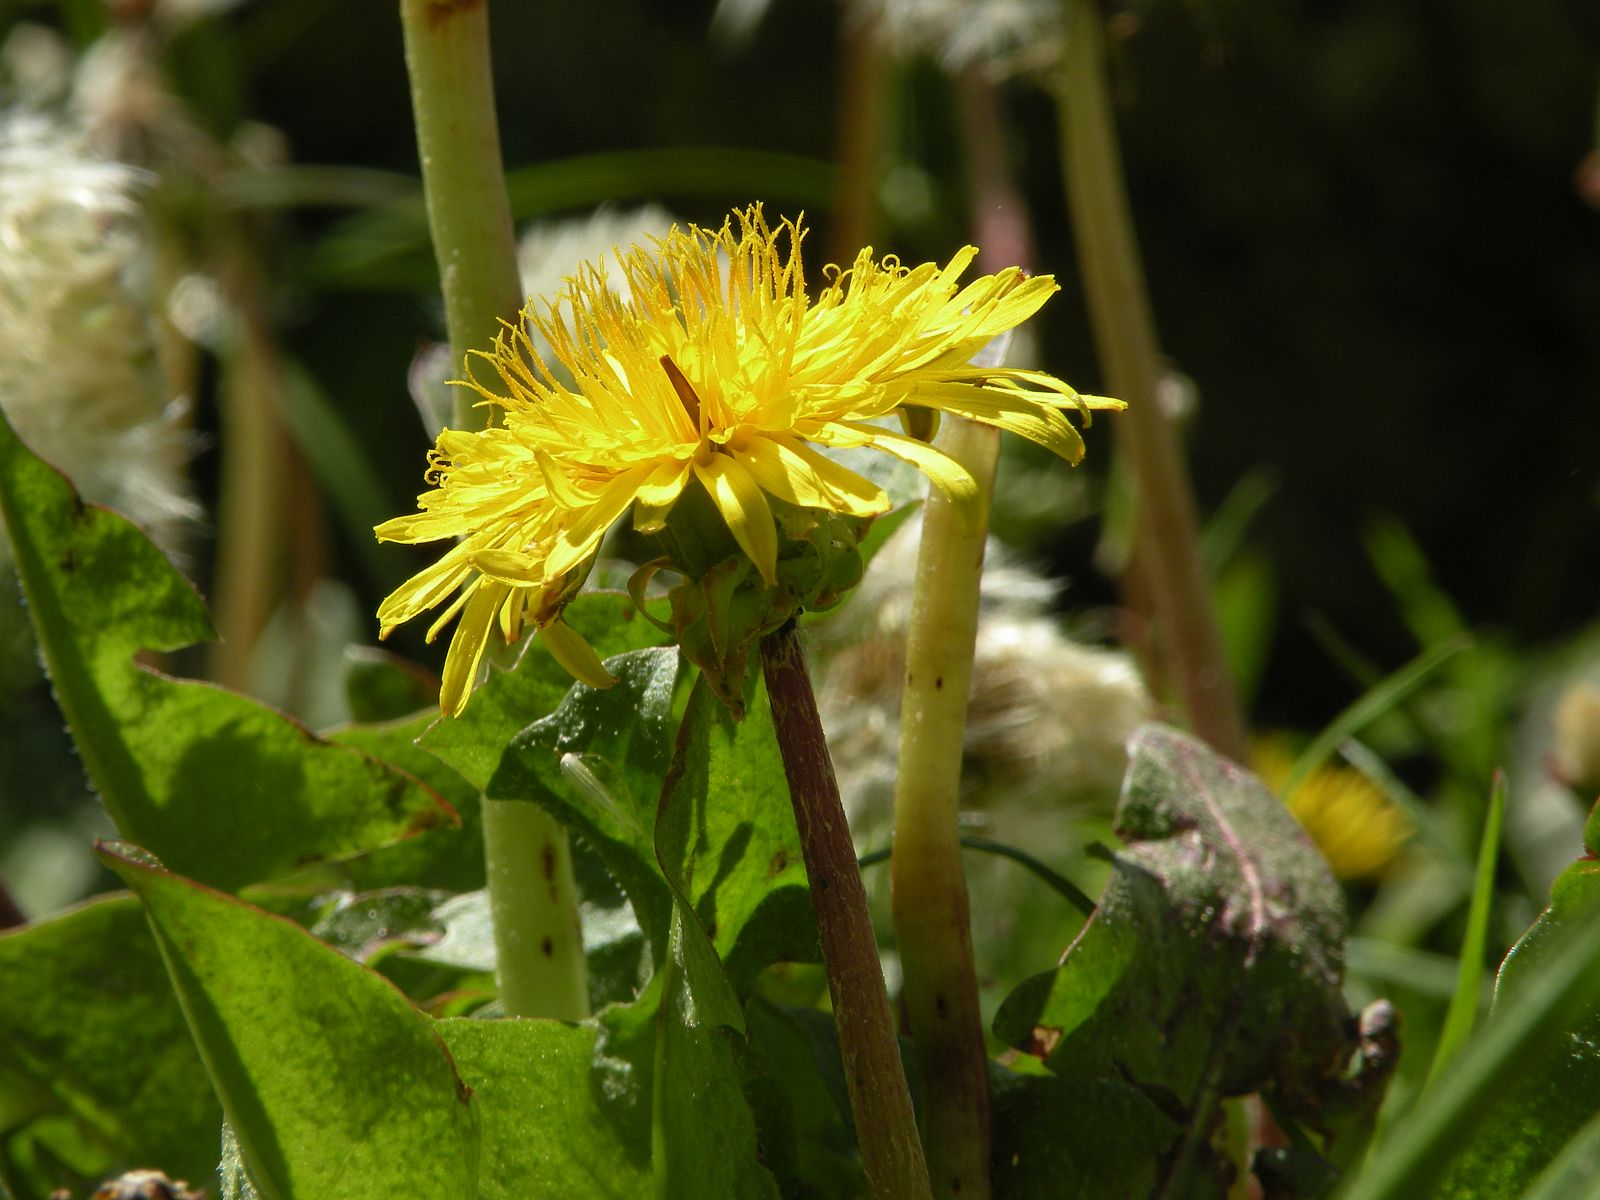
[761,625,933,1200]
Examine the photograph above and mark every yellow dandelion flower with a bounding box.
[1253,739,1412,880]
[377,204,1121,716]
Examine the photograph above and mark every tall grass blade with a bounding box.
[1424,771,1506,1087]
[1284,635,1470,801]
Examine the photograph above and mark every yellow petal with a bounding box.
[732,433,889,518]
[907,382,1086,464]
[439,581,509,717]
[377,537,481,631]
[693,452,778,585]
[468,548,547,585]
[632,459,692,534]
[536,448,595,509]
[827,420,980,512]
[545,465,655,579]
[540,620,616,690]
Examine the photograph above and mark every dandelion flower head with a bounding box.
[377,204,1120,716]
[1253,739,1412,880]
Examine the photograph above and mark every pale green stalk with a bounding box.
[1055,0,1246,761]
[883,71,1041,1197]
[481,800,590,1020]
[400,0,588,1020]
[891,416,999,1200]
[399,0,524,426]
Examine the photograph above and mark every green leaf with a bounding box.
[331,712,486,894]
[654,945,781,1199]
[994,724,1362,1189]
[741,999,868,1198]
[655,675,817,999]
[0,897,220,1196]
[342,646,441,725]
[422,591,673,793]
[1283,634,1470,801]
[486,648,682,957]
[0,411,456,892]
[989,1068,1181,1200]
[436,1018,650,1199]
[1522,1108,1600,1200]
[99,843,479,1200]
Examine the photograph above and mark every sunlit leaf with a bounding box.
[0,412,456,892]
[422,591,673,793]
[436,1018,650,1199]
[100,843,479,1200]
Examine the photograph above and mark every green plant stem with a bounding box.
[480,798,590,1020]
[890,417,999,1200]
[761,625,933,1200]
[1055,0,1246,762]
[399,0,524,427]
[400,0,589,1019]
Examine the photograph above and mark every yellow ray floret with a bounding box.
[1252,738,1413,880]
[376,204,1122,716]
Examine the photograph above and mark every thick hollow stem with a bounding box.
[400,0,589,1019]
[481,799,590,1020]
[890,419,998,1200]
[399,0,524,429]
[761,626,933,1200]
[1056,0,1247,761]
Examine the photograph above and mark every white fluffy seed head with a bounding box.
[0,111,199,563]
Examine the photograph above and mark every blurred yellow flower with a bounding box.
[377,204,1119,716]
[1253,739,1412,880]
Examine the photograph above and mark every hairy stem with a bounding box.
[890,417,999,1200]
[400,0,589,1018]
[1056,0,1246,760]
[761,626,933,1200]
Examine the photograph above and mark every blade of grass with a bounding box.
[1197,468,1277,576]
[1283,635,1471,801]
[859,838,1097,917]
[1424,772,1507,1087]
[1338,913,1600,1200]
